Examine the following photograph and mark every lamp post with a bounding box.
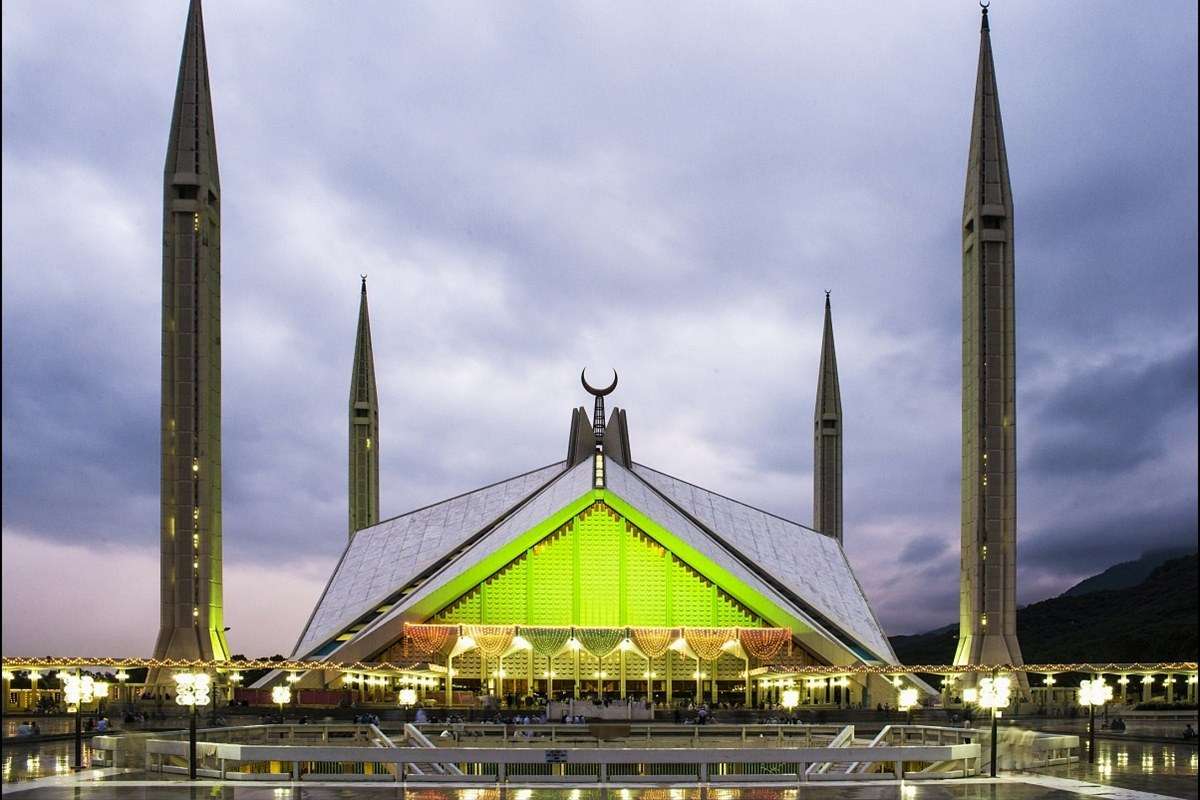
[897,686,919,725]
[978,672,1012,778]
[398,687,417,722]
[1078,676,1112,765]
[114,670,129,707]
[272,685,292,722]
[174,672,211,780]
[28,670,40,711]
[62,670,95,770]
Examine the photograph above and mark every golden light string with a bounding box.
[631,627,675,659]
[684,628,737,661]
[463,625,515,656]
[1,655,1194,677]
[403,623,456,656]
[739,628,790,661]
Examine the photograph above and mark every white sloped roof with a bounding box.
[284,454,896,670]
[354,459,596,642]
[291,461,566,657]
[631,463,897,662]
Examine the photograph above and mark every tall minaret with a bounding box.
[153,0,230,664]
[954,5,1026,691]
[813,292,843,544]
[348,276,380,537]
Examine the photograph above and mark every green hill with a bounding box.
[1061,547,1195,597]
[890,554,1199,665]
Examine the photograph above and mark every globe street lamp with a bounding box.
[114,670,129,707]
[62,670,95,770]
[398,687,418,722]
[978,673,1012,778]
[174,672,211,780]
[272,685,292,722]
[897,686,919,725]
[1078,677,1112,765]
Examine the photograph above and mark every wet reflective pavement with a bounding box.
[1026,738,1198,800]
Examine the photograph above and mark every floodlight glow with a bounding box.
[898,687,919,711]
[1079,679,1113,707]
[397,688,418,706]
[64,675,95,705]
[781,689,800,709]
[978,676,1011,709]
[173,673,210,707]
[962,687,978,703]
[271,686,291,705]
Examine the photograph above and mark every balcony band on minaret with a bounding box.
[954,3,1028,695]
[581,369,617,488]
[349,275,380,538]
[813,291,843,544]
[153,0,230,667]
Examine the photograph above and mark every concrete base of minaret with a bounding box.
[954,633,1032,698]
[148,625,230,686]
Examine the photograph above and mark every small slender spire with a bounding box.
[980,1,989,32]
[813,293,843,544]
[349,277,380,537]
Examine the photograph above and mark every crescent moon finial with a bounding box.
[979,0,989,8]
[581,368,618,397]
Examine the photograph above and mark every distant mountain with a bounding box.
[890,554,1199,665]
[1060,547,1196,598]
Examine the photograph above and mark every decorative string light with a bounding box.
[684,628,736,661]
[0,654,1194,678]
[522,627,572,657]
[463,625,515,656]
[631,628,675,658]
[403,623,456,656]
[739,628,790,660]
[577,628,623,658]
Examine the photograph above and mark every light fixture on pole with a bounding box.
[174,672,211,780]
[977,673,1012,778]
[62,671,95,770]
[897,686,919,724]
[272,685,292,721]
[114,670,129,704]
[1078,677,1112,764]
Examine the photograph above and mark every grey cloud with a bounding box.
[1025,340,1196,478]
[898,535,950,566]
[1021,501,1198,578]
[1,1,1196,649]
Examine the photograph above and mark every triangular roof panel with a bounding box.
[632,463,896,662]
[292,461,566,657]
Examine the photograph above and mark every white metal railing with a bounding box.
[142,736,981,783]
[403,723,463,776]
[804,724,855,775]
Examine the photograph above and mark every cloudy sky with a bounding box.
[2,1,1196,658]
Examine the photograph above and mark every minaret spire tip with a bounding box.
[361,274,367,293]
[980,0,990,31]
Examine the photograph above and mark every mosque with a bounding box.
[152,0,1025,708]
